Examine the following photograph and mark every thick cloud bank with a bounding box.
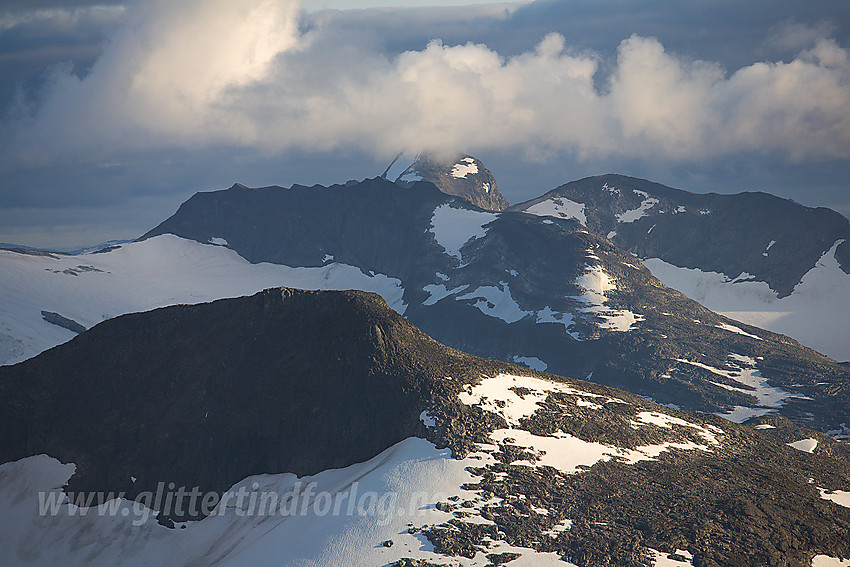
[5,0,850,166]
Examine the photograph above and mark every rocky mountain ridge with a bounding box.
[511,173,850,298]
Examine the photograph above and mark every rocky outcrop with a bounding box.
[396,154,509,211]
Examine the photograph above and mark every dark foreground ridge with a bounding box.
[1,288,850,565]
[0,288,502,506]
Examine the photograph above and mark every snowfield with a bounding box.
[0,235,406,366]
[643,239,850,362]
[0,439,576,567]
[429,203,497,260]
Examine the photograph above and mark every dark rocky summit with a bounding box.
[396,154,509,211]
[0,288,500,509]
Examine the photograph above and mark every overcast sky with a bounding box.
[1,0,848,249]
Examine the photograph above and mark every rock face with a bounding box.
[40,311,86,334]
[511,174,850,298]
[396,154,509,211]
[140,177,850,434]
[2,288,850,566]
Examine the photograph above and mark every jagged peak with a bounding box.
[395,153,509,212]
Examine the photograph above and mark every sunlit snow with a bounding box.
[459,374,718,474]
[819,488,850,509]
[643,239,850,361]
[450,157,478,178]
[787,438,818,453]
[813,556,850,567]
[0,235,407,366]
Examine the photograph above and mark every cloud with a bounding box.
[3,0,850,170]
[768,20,839,52]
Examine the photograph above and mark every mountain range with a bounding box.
[2,287,850,566]
[1,155,849,566]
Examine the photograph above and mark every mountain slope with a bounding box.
[137,177,850,434]
[2,288,850,566]
[3,177,849,434]
[511,174,850,361]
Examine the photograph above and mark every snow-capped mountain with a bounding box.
[2,288,850,566]
[395,153,509,211]
[511,174,850,362]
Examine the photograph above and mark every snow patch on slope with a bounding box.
[429,203,497,260]
[676,354,808,423]
[571,265,643,332]
[617,193,659,223]
[460,374,719,475]
[788,438,818,453]
[512,355,548,371]
[535,306,578,337]
[422,283,470,306]
[819,488,850,509]
[456,281,531,323]
[715,322,762,340]
[525,197,587,225]
[813,557,850,567]
[451,157,479,178]
[643,239,850,361]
